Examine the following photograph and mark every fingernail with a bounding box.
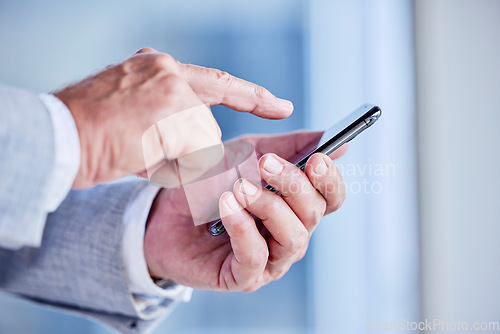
[263,155,283,174]
[239,179,258,196]
[314,159,328,175]
[225,193,240,212]
[277,98,294,113]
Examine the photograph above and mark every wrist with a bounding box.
[54,91,99,188]
[144,189,168,278]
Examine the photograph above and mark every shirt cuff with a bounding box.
[122,184,193,319]
[38,93,80,212]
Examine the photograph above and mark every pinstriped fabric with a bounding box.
[0,181,164,333]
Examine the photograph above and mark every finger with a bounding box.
[140,52,182,75]
[120,52,182,81]
[251,131,348,162]
[253,130,322,161]
[180,64,293,119]
[219,191,268,290]
[304,153,346,215]
[233,179,308,273]
[259,153,326,233]
[329,143,349,160]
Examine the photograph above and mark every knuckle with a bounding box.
[329,185,346,212]
[114,62,128,76]
[296,247,308,261]
[160,73,185,92]
[212,69,232,84]
[229,219,253,236]
[242,283,263,293]
[260,196,280,214]
[271,266,289,281]
[253,85,272,100]
[330,197,344,212]
[210,69,233,104]
[137,47,157,54]
[323,170,346,213]
[298,227,309,245]
[291,227,309,251]
[313,200,327,220]
[152,53,177,70]
[339,186,347,205]
[246,248,269,269]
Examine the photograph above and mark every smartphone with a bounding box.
[208,103,382,236]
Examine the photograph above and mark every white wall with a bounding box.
[415,0,500,330]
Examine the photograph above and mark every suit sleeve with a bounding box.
[0,181,177,334]
[0,85,56,248]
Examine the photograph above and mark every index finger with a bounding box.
[180,63,293,119]
[218,192,268,290]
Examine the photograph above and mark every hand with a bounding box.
[55,48,293,188]
[144,131,347,292]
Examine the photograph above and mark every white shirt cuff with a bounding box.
[38,93,80,212]
[122,184,193,319]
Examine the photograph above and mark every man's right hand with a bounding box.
[143,132,347,292]
[55,48,293,188]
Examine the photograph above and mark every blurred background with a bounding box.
[0,0,499,333]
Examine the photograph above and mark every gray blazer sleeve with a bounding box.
[0,85,55,248]
[0,180,174,334]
